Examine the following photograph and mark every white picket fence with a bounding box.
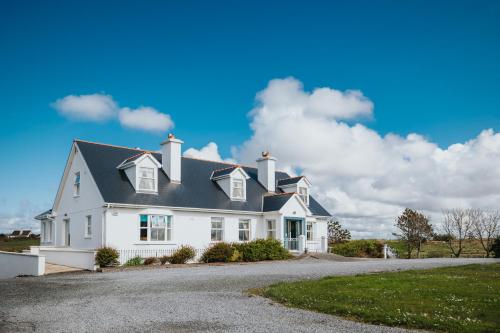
[117,248,206,265]
[305,239,324,253]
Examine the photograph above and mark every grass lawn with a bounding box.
[386,239,486,258]
[261,264,500,333]
[0,238,39,252]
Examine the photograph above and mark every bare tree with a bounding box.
[394,208,432,259]
[472,209,500,257]
[442,208,473,258]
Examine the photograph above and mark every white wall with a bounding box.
[52,145,105,249]
[105,207,261,250]
[0,251,45,278]
[34,247,97,271]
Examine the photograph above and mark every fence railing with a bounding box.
[305,238,323,253]
[117,248,206,265]
[283,238,299,251]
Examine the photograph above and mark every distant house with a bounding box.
[8,230,32,238]
[35,136,331,258]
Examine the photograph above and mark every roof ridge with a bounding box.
[277,175,303,181]
[74,139,146,152]
[264,192,296,197]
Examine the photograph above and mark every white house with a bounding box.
[35,135,331,263]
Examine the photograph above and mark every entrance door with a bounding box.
[63,219,71,246]
[284,219,303,250]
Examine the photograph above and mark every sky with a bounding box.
[0,0,499,237]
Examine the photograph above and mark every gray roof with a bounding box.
[34,209,53,220]
[262,193,295,212]
[73,140,331,216]
[277,176,305,186]
[211,166,238,179]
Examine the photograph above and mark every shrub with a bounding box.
[331,240,384,258]
[143,257,159,265]
[159,255,171,265]
[95,247,119,267]
[230,248,242,262]
[200,242,234,263]
[234,239,290,262]
[169,245,196,264]
[433,233,455,242]
[124,256,143,266]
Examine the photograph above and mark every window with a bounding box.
[139,215,172,242]
[239,219,250,241]
[74,172,80,196]
[299,187,309,205]
[232,178,245,200]
[266,219,276,239]
[306,221,314,241]
[138,167,155,191]
[211,217,224,241]
[85,215,92,238]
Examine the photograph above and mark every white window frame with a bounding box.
[73,172,80,197]
[139,215,172,242]
[85,215,92,239]
[298,186,309,205]
[231,178,245,200]
[266,219,276,239]
[306,221,314,241]
[211,217,224,242]
[137,167,156,192]
[238,219,251,242]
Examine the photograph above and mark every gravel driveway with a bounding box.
[0,257,497,333]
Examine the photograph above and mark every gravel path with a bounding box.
[0,257,497,333]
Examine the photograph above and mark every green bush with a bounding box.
[159,255,171,265]
[331,240,384,258]
[124,256,143,266]
[234,239,290,262]
[95,247,119,267]
[200,242,234,263]
[143,257,159,265]
[169,245,196,264]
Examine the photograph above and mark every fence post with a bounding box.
[298,235,306,254]
[383,244,388,259]
[321,236,328,253]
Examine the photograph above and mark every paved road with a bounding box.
[0,257,497,333]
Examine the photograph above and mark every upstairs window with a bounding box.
[298,187,309,205]
[266,219,276,239]
[211,217,224,241]
[231,179,245,200]
[73,172,80,197]
[138,167,155,191]
[239,219,250,241]
[139,215,172,242]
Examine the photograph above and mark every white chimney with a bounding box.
[161,134,183,183]
[256,151,276,192]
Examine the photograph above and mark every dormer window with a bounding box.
[298,186,309,205]
[73,172,80,197]
[232,178,245,200]
[138,167,156,192]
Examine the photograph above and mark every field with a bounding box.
[386,239,486,258]
[0,238,40,252]
[261,264,500,333]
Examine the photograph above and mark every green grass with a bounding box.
[262,264,500,333]
[386,240,487,258]
[0,238,39,252]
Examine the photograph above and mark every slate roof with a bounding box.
[262,193,295,212]
[34,209,53,220]
[75,140,331,216]
[277,176,305,187]
[211,166,239,179]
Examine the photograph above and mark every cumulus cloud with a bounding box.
[52,93,173,133]
[184,142,236,163]
[232,77,500,238]
[0,200,44,234]
[52,93,118,121]
[119,107,174,133]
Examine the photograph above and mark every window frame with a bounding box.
[298,186,309,205]
[137,167,157,192]
[210,217,224,242]
[231,178,245,200]
[139,214,173,242]
[238,219,251,242]
[73,172,81,197]
[85,215,92,239]
[266,219,276,239]
[306,221,314,241]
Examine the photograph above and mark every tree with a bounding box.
[471,209,500,258]
[442,208,473,258]
[394,208,433,259]
[327,219,351,244]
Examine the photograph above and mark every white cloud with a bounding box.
[184,142,236,163]
[231,77,500,238]
[118,107,174,133]
[52,93,118,121]
[52,93,174,134]
[0,200,44,234]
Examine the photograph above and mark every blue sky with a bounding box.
[1,0,499,235]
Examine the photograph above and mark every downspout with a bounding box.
[102,204,110,247]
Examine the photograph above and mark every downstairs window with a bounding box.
[139,215,172,242]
